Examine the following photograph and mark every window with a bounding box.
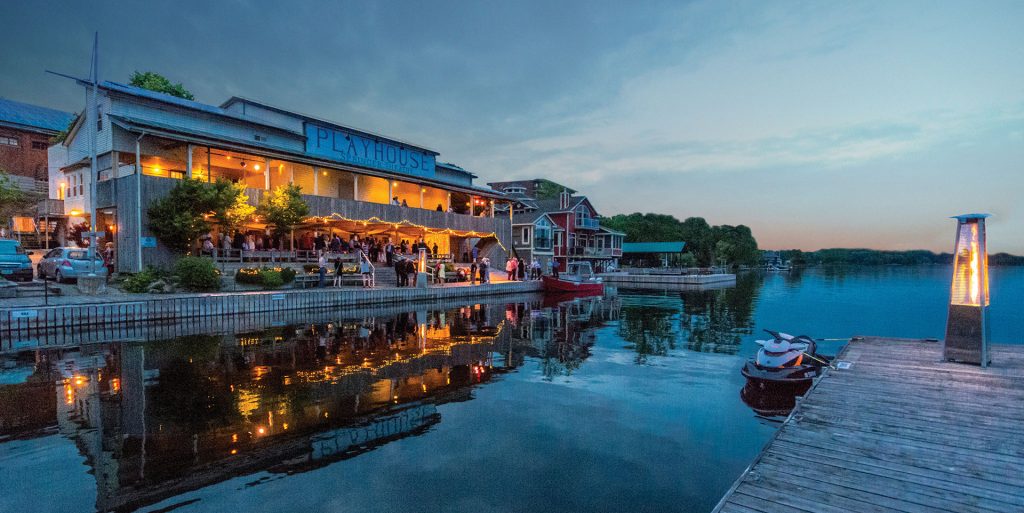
[503,186,526,194]
[0,136,17,146]
[32,141,48,150]
[555,232,562,248]
[522,227,531,245]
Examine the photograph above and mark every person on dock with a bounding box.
[517,257,526,281]
[436,261,446,286]
[552,259,560,278]
[470,259,478,285]
[531,258,541,280]
[480,258,490,284]
[506,258,517,281]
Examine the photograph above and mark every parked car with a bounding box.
[37,247,107,282]
[0,239,34,282]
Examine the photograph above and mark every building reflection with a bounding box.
[0,294,615,513]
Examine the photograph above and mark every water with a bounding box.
[0,266,1020,513]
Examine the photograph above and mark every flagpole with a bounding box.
[88,31,99,275]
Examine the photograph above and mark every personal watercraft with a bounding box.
[741,330,831,388]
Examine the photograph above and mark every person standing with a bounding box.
[480,258,489,284]
[318,250,328,288]
[517,257,526,281]
[471,245,479,262]
[333,257,343,287]
[409,259,419,287]
[506,258,516,281]
[437,261,446,286]
[531,258,541,280]
[360,252,373,288]
[470,259,478,286]
[552,259,560,278]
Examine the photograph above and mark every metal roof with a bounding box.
[621,241,687,254]
[220,95,440,155]
[0,97,75,134]
[108,115,507,199]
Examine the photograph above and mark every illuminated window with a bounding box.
[0,136,17,146]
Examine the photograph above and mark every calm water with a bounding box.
[0,266,1020,513]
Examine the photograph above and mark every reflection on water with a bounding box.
[3,266,1021,512]
[615,272,760,359]
[0,296,620,512]
[739,381,811,419]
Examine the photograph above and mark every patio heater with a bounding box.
[943,214,991,366]
[416,247,428,288]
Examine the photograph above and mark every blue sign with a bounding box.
[305,123,436,179]
[140,236,157,248]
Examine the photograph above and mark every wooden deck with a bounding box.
[714,337,1024,513]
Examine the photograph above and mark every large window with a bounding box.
[318,168,340,198]
[209,148,266,188]
[357,175,389,204]
[140,137,187,179]
[293,163,315,194]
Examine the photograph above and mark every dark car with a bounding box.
[0,239,34,282]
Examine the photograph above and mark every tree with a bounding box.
[148,178,252,253]
[0,171,41,227]
[209,180,255,232]
[129,71,194,100]
[258,184,309,248]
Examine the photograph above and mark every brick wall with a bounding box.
[0,127,52,180]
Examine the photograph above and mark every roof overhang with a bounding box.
[109,116,508,200]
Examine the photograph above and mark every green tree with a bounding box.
[148,178,252,253]
[129,71,195,100]
[0,171,42,226]
[679,217,715,266]
[258,184,309,248]
[711,225,759,267]
[209,179,255,232]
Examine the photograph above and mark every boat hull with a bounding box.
[542,276,604,294]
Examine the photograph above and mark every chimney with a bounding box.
[559,189,570,209]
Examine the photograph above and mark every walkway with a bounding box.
[714,337,1024,513]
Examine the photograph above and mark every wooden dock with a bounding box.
[714,337,1024,513]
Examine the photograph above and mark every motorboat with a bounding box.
[542,261,604,294]
[741,330,831,388]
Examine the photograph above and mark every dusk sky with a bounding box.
[2,1,1021,252]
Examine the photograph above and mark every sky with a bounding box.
[1,0,1021,252]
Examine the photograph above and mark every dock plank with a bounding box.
[713,338,1024,513]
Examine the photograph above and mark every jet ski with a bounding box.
[741,330,831,388]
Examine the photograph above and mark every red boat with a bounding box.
[542,261,604,294]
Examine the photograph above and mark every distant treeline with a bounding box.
[775,248,1024,266]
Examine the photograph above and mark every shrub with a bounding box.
[122,267,162,293]
[259,269,284,289]
[234,266,296,288]
[235,267,263,285]
[279,267,296,283]
[174,257,221,291]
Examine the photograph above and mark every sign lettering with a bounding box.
[305,123,436,179]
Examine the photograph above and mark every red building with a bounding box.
[0,97,75,243]
[491,180,623,271]
[0,97,74,181]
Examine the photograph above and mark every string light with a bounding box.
[305,213,508,251]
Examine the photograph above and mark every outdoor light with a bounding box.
[69,209,82,216]
[254,164,261,171]
[944,213,991,366]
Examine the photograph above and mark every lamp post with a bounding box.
[943,213,991,366]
